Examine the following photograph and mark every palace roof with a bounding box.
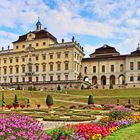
[13,29,57,43]
[90,44,120,58]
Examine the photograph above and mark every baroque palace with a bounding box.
[0,19,140,90]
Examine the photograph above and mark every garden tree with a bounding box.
[27,99,30,108]
[88,95,94,105]
[57,85,61,91]
[117,99,119,106]
[13,94,19,109]
[128,99,131,104]
[81,85,84,90]
[1,93,5,109]
[46,95,53,108]
[16,85,21,90]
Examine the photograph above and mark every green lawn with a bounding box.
[0,88,140,108]
[105,123,140,140]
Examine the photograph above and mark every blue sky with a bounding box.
[0,0,140,56]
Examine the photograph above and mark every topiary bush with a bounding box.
[109,106,134,120]
[1,93,5,108]
[57,85,61,91]
[13,94,19,109]
[46,95,53,108]
[88,95,94,105]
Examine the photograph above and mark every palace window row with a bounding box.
[1,63,69,74]
[130,76,140,82]
[2,75,69,83]
[1,52,69,64]
[15,42,47,49]
[130,61,140,70]
[84,64,124,74]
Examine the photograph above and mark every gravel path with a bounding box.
[37,115,103,130]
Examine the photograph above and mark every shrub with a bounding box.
[32,86,37,91]
[46,95,53,108]
[13,95,19,109]
[57,85,61,91]
[109,106,134,120]
[6,104,13,110]
[27,99,30,108]
[16,85,21,90]
[1,93,5,107]
[37,104,41,109]
[81,85,84,89]
[117,99,119,106]
[28,86,32,91]
[88,95,94,105]
[0,114,51,139]
[20,104,25,109]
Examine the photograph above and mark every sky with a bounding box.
[0,0,140,57]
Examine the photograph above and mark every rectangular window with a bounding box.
[4,67,7,74]
[43,76,46,81]
[130,62,134,70]
[10,58,12,63]
[42,55,46,60]
[22,66,25,73]
[102,65,105,72]
[57,63,61,71]
[16,77,19,83]
[130,76,134,82]
[22,57,25,62]
[36,43,39,46]
[16,67,19,73]
[50,54,53,59]
[120,64,124,72]
[29,44,32,47]
[22,77,25,82]
[50,76,53,81]
[36,65,39,72]
[65,53,68,58]
[57,75,61,81]
[65,63,68,70]
[4,59,6,64]
[16,58,19,63]
[93,66,96,73]
[111,65,114,72]
[50,64,53,71]
[29,65,32,72]
[16,46,19,49]
[65,75,68,80]
[84,67,87,74]
[137,61,140,70]
[10,67,13,74]
[57,53,61,59]
[22,45,25,48]
[36,77,39,82]
[36,56,39,61]
[42,64,46,72]
[10,77,12,83]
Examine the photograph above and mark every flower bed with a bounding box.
[0,113,51,140]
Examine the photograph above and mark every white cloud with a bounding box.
[0,0,140,55]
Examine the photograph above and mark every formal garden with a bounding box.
[0,88,140,139]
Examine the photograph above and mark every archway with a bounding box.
[101,76,106,85]
[92,76,97,85]
[83,76,89,82]
[110,75,115,85]
[119,75,125,85]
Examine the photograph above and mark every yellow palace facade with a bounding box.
[0,19,84,90]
